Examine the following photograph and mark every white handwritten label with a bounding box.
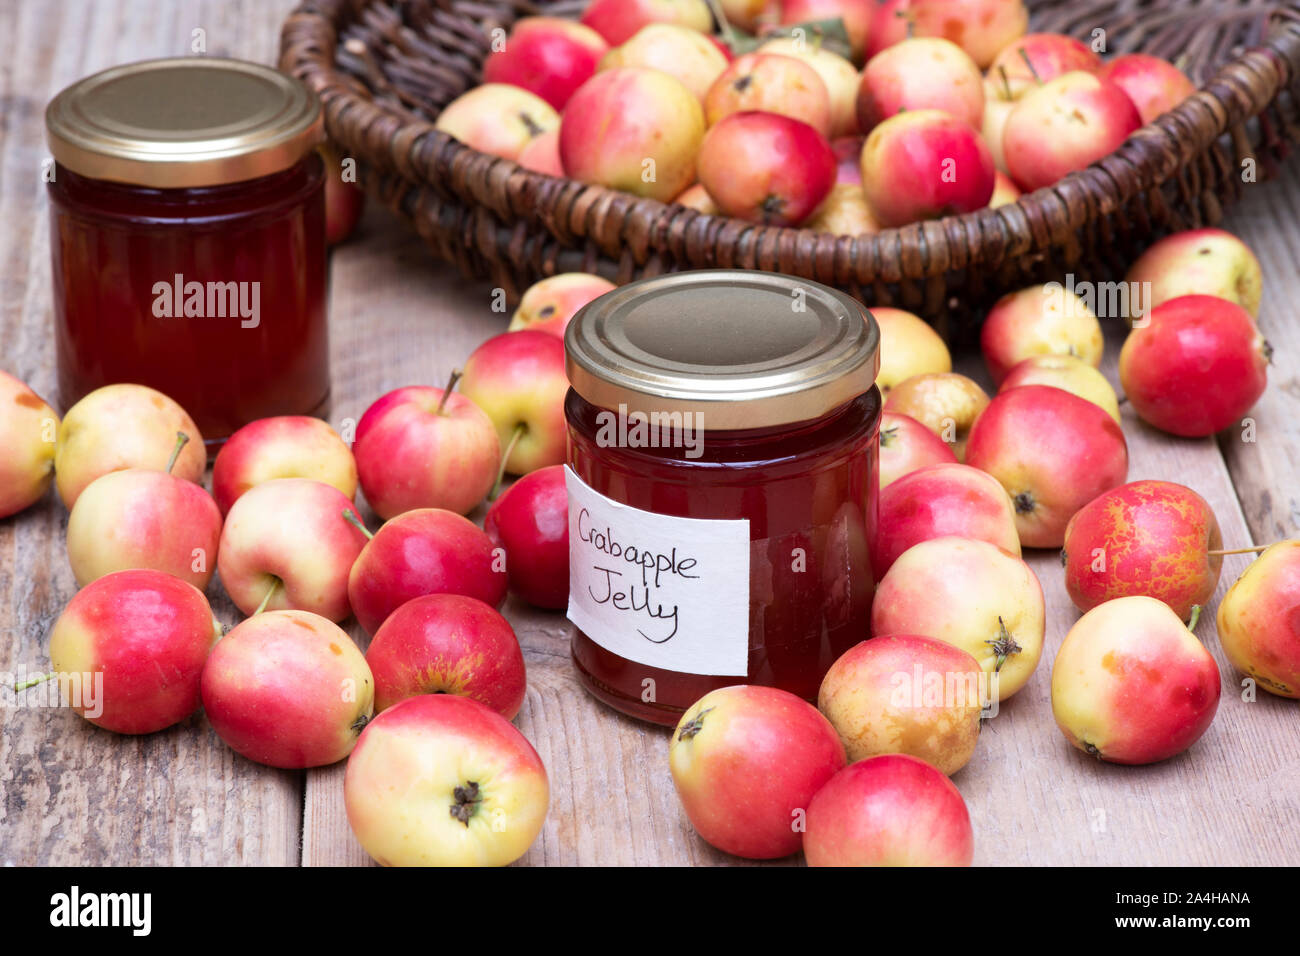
[565,466,750,676]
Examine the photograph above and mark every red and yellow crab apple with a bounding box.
[1216,541,1300,698]
[0,370,58,518]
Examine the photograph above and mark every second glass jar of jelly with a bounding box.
[564,270,882,725]
[45,57,329,448]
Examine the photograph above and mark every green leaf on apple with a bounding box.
[723,18,854,60]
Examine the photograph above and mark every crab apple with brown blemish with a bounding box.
[873,307,952,395]
[434,84,559,162]
[856,37,985,132]
[365,594,526,718]
[216,478,369,621]
[779,0,873,61]
[1124,228,1264,318]
[560,67,704,203]
[201,609,373,769]
[600,23,729,101]
[212,415,357,516]
[507,273,616,338]
[908,0,1029,69]
[979,283,1104,386]
[873,461,1020,579]
[988,32,1102,89]
[703,53,833,137]
[579,0,711,47]
[999,354,1120,422]
[55,383,206,510]
[1119,294,1270,438]
[878,411,958,488]
[758,38,861,138]
[1216,541,1300,698]
[1097,53,1195,125]
[1051,596,1220,765]
[818,634,985,775]
[697,112,836,227]
[48,569,221,734]
[481,16,608,110]
[804,754,975,866]
[965,385,1128,549]
[883,372,989,460]
[859,110,995,226]
[872,536,1044,700]
[1003,71,1141,192]
[0,370,58,518]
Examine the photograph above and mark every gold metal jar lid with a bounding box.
[565,270,880,430]
[46,57,324,188]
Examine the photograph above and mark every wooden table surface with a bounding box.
[2,0,1298,867]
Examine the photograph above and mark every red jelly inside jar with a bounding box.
[45,57,330,447]
[564,271,881,725]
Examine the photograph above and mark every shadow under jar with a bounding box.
[564,271,881,726]
[45,57,329,448]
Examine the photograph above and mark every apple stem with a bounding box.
[434,368,463,417]
[254,578,280,616]
[490,423,527,501]
[13,672,54,692]
[986,617,1022,673]
[343,509,375,540]
[1187,604,1203,631]
[165,432,190,474]
[677,706,715,742]
[997,65,1013,100]
[704,0,732,36]
[1207,545,1271,557]
[1017,48,1043,84]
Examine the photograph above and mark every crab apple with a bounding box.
[217,478,369,621]
[1119,295,1269,437]
[347,508,509,636]
[873,307,951,395]
[803,184,880,235]
[66,454,223,591]
[1097,53,1195,124]
[989,32,1102,89]
[1124,228,1263,318]
[1051,595,1220,764]
[860,110,995,226]
[669,685,846,860]
[481,16,608,110]
[459,331,569,475]
[1003,71,1141,192]
[365,594,526,718]
[872,536,1045,700]
[55,384,206,510]
[980,283,1104,386]
[758,38,861,138]
[818,635,985,774]
[720,0,778,31]
[560,67,704,203]
[1062,480,1222,621]
[697,112,836,226]
[779,0,872,61]
[434,84,559,162]
[47,570,220,734]
[344,694,549,867]
[516,129,564,176]
[878,412,958,488]
[703,53,833,137]
[321,145,364,245]
[600,23,729,101]
[580,0,711,46]
[1216,541,1300,698]
[874,461,1020,579]
[352,383,500,519]
[673,182,720,214]
[865,0,912,60]
[484,465,568,609]
[0,370,58,518]
[857,38,984,132]
[982,79,1016,174]
[212,415,357,516]
[999,354,1120,422]
[804,754,974,866]
[507,273,616,338]
[831,135,865,184]
[883,372,989,461]
[201,610,373,768]
[909,0,1029,69]
[989,169,1021,207]
[965,385,1128,548]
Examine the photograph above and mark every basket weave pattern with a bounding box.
[281,0,1300,335]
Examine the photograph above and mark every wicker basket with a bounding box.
[280,0,1300,339]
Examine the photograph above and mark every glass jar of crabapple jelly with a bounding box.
[564,270,881,725]
[45,57,329,448]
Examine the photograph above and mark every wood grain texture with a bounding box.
[2,0,1299,867]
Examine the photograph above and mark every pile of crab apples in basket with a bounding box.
[440,0,1201,232]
